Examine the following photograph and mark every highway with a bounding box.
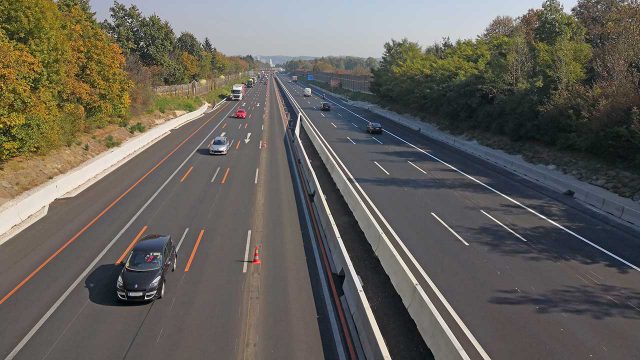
[280,76,640,359]
[0,77,345,359]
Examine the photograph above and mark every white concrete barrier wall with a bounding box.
[0,103,209,238]
[301,114,465,359]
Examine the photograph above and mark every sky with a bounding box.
[90,0,578,58]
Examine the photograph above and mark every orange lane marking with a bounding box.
[185,229,205,272]
[221,168,230,184]
[115,225,147,265]
[235,140,241,150]
[245,123,248,129]
[180,166,194,182]
[222,123,227,129]
[0,104,226,306]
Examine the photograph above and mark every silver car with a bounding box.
[209,136,230,155]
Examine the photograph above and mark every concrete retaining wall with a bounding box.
[0,103,210,242]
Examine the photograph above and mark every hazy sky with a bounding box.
[90,0,578,58]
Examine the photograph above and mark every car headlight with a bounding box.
[150,276,161,288]
[117,275,123,289]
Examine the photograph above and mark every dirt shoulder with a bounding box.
[0,109,186,207]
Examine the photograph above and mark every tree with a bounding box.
[137,14,175,67]
[176,31,201,58]
[202,37,213,53]
[483,16,516,38]
[102,1,143,56]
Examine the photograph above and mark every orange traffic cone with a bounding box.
[252,246,261,264]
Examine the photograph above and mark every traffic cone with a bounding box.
[252,246,261,264]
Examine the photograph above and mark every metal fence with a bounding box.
[293,71,373,93]
[153,72,247,97]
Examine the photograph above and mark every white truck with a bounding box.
[231,84,244,101]
[292,75,298,82]
[304,88,312,97]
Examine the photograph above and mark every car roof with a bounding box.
[322,102,330,105]
[133,234,170,252]
[369,122,382,126]
[213,136,227,141]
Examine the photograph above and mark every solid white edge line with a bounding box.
[3,104,237,360]
[280,82,487,359]
[346,137,356,145]
[373,161,390,175]
[320,89,640,273]
[480,210,527,242]
[408,160,427,174]
[242,230,252,273]
[371,137,383,145]
[176,228,189,252]
[211,166,221,183]
[254,168,259,184]
[431,212,470,246]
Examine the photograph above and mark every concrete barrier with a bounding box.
[0,103,210,243]
[282,76,471,358]
[281,78,390,359]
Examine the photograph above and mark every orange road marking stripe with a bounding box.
[222,123,227,129]
[185,229,205,272]
[115,225,147,265]
[0,104,226,306]
[180,166,193,182]
[235,140,241,150]
[221,168,230,184]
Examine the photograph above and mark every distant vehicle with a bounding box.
[292,75,298,82]
[321,102,331,111]
[304,88,311,97]
[231,84,244,100]
[117,234,176,302]
[235,108,247,119]
[366,122,383,134]
[247,78,254,88]
[209,136,230,155]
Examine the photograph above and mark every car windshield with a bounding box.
[238,110,245,113]
[125,251,163,271]
[213,139,226,145]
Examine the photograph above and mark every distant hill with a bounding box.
[255,55,317,65]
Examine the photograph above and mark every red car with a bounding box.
[235,109,247,119]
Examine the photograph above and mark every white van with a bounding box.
[303,88,311,97]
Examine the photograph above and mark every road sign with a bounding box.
[307,74,314,81]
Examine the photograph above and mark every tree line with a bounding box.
[0,0,260,161]
[284,56,379,75]
[371,0,640,168]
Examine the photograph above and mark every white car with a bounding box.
[303,88,312,97]
[209,136,230,155]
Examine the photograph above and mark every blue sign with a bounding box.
[307,74,314,81]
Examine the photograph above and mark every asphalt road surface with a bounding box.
[0,77,344,360]
[281,76,640,360]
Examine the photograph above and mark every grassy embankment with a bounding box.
[148,77,250,114]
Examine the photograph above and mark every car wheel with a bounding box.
[158,280,165,299]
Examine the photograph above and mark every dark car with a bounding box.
[366,122,383,134]
[117,234,177,302]
[320,102,331,111]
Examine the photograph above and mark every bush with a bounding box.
[104,135,120,148]
[128,122,146,134]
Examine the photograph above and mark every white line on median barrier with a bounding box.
[176,228,189,252]
[243,230,252,273]
[408,161,427,174]
[431,212,469,246]
[374,161,390,175]
[481,210,527,242]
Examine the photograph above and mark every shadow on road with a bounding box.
[85,264,146,307]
